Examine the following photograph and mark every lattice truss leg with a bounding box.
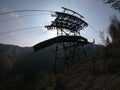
[33,7,95,72]
[53,29,91,72]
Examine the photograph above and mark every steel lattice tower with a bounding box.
[46,7,88,71]
[34,7,94,72]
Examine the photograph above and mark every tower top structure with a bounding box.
[45,7,88,34]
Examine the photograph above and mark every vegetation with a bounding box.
[54,16,120,90]
[109,16,120,42]
[0,2,120,90]
[103,0,120,11]
[0,16,120,90]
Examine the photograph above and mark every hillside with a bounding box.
[0,38,119,90]
[0,43,32,79]
[56,40,120,90]
[12,43,102,75]
[0,42,102,89]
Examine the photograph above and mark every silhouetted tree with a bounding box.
[109,16,120,41]
[103,0,120,11]
[99,31,110,46]
[103,1,120,42]
[106,37,110,44]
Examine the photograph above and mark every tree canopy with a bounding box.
[109,16,120,41]
[103,0,120,11]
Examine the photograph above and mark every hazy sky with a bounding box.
[0,0,119,47]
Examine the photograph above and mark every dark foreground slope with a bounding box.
[12,43,102,75]
[0,39,119,90]
[58,40,120,90]
[0,43,103,90]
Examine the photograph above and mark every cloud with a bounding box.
[10,32,16,35]
[2,7,7,12]
[10,12,19,18]
[1,7,19,18]
[79,0,96,3]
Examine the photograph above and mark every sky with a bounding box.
[0,0,119,47]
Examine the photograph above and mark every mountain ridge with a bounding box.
[0,43,33,79]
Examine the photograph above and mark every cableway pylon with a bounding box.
[33,7,95,72]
